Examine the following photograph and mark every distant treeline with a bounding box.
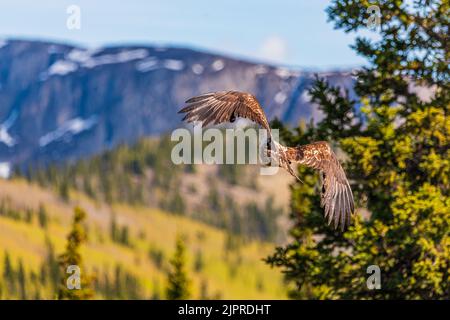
[15,136,283,242]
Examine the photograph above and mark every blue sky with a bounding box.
[0,0,378,68]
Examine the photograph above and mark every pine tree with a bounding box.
[82,175,96,199]
[110,212,118,242]
[194,250,204,273]
[3,251,15,297]
[17,259,26,299]
[57,206,94,299]
[266,0,449,299]
[168,190,186,215]
[149,245,165,269]
[103,270,112,299]
[58,179,70,201]
[199,279,209,300]
[166,235,191,299]
[151,279,161,300]
[114,264,124,299]
[44,237,60,293]
[38,204,48,229]
[120,226,130,246]
[24,208,33,224]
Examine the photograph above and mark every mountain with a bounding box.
[0,39,356,172]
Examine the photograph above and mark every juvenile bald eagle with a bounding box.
[179,91,355,231]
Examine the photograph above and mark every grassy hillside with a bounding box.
[0,179,287,299]
[20,136,293,243]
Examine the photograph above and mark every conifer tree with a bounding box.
[166,235,191,300]
[103,270,111,299]
[38,204,48,229]
[44,237,60,293]
[17,259,26,299]
[114,265,124,299]
[3,251,15,297]
[3,251,13,280]
[110,212,118,242]
[57,207,94,299]
[120,226,130,246]
[199,279,209,300]
[58,179,70,201]
[194,250,204,273]
[266,0,449,299]
[151,279,161,300]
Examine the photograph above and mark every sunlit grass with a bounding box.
[0,179,286,299]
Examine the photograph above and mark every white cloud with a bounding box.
[259,35,288,63]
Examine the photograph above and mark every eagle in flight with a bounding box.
[179,91,355,231]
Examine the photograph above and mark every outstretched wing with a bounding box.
[288,141,355,231]
[179,91,271,132]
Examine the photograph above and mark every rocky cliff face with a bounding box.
[0,39,356,170]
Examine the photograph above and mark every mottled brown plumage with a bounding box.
[287,142,354,230]
[179,91,271,131]
[179,91,355,231]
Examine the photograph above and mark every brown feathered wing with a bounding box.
[180,91,303,177]
[286,142,354,231]
[178,91,271,132]
[179,92,355,231]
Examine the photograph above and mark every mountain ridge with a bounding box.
[0,39,356,172]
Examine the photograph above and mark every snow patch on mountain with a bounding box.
[301,91,312,103]
[212,59,225,71]
[136,58,184,72]
[0,39,8,49]
[191,64,204,75]
[47,45,65,54]
[136,57,158,72]
[0,111,18,147]
[254,65,268,75]
[48,60,78,76]
[82,49,148,68]
[274,91,287,104]
[67,48,99,63]
[42,49,149,78]
[39,115,98,147]
[0,128,16,147]
[163,59,184,71]
[0,162,11,179]
[275,67,298,79]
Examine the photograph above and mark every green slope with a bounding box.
[0,179,286,299]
